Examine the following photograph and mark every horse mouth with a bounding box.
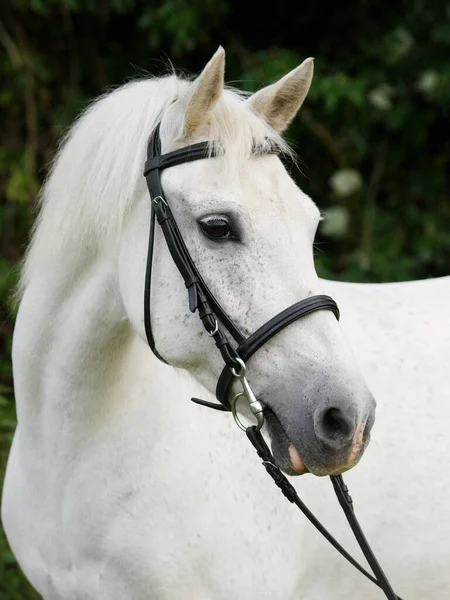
[263,407,371,477]
[264,407,309,476]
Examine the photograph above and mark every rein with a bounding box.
[143,123,402,599]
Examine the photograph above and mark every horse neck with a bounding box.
[13,252,159,449]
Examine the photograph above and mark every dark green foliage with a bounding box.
[0,1,449,595]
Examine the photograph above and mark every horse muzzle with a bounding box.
[264,397,375,477]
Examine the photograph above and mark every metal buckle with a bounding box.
[207,319,219,337]
[152,195,167,207]
[230,358,264,432]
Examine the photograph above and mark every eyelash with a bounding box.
[199,215,236,241]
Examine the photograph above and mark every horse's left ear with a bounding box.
[246,57,314,133]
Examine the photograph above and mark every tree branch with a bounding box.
[0,17,21,66]
[359,137,389,270]
[299,108,344,167]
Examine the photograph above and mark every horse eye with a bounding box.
[199,217,233,240]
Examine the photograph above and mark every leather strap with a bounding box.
[330,475,400,599]
[144,141,214,177]
[143,196,167,362]
[144,124,246,362]
[246,426,402,600]
[216,295,340,406]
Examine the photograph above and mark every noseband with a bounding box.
[143,122,401,600]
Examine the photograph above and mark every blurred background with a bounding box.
[0,0,449,596]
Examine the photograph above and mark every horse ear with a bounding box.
[178,46,225,139]
[247,58,314,133]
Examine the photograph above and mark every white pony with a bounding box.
[2,47,449,599]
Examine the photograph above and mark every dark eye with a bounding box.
[199,216,233,240]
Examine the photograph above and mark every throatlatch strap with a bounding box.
[143,201,167,362]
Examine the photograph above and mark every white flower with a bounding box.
[416,70,439,95]
[390,27,415,62]
[368,85,393,110]
[321,206,350,238]
[329,168,363,197]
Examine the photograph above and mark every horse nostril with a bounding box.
[314,406,356,448]
[322,408,352,439]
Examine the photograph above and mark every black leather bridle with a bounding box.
[144,123,340,409]
[143,122,402,599]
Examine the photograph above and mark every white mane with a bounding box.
[20,74,291,295]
